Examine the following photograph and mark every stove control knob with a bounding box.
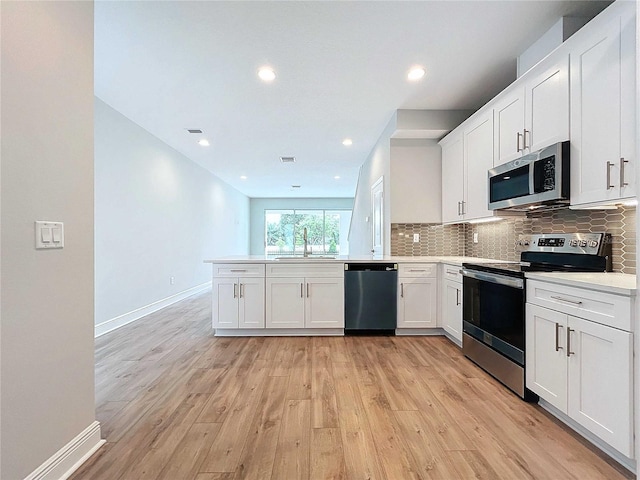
[569,239,578,247]
[523,240,530,246]
[588,240,598,248]
[579,240,588,247]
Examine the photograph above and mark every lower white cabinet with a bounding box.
[212,277,265,329]
[526,302,633,457]
[441,264,462,344]
[397,263,437,329]
[266,276,344,329]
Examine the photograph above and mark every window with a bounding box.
[265,209,352,256]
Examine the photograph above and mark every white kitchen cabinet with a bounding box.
[526,281,634,458]
[441,110,495,223]
[441,135,464,223]
[397,263,437,329]
[493,53,569,166]
[441,264,462,345]
[212,264,266,329]
[266,264,344,329]
[569,0,636,207]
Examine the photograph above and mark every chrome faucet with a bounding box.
[303,227,310,257]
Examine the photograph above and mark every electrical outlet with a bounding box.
[413,233,420,243]
[473,232,479,244]
[170,276,175,285]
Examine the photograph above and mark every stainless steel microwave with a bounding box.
[488,141,570,211]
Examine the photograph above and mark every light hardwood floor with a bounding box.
[71,291,633,480]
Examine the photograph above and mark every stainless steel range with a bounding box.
[461,232,612,400]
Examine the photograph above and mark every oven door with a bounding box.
[462,269,525,365]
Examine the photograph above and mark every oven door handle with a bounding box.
[461,269,524,289]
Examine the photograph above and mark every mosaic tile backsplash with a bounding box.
[391,206,636,274]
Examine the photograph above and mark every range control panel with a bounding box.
[517,233,608,255]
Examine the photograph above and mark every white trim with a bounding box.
[214,328,344,337]
[95,282,211,337]
[395,327,446,336]
[539,399,636,474]
[24,421,104,480]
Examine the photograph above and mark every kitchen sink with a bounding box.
[274,256,337,261]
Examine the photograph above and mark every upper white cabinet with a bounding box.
[441,110,494,223]
[494,53,569,166]
[569,0,636,206]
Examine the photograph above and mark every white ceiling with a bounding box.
[94,0,611,199]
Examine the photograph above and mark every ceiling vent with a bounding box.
[187,129,203,134]
[280,156,296,163]
[291,185,301,189]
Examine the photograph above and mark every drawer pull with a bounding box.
[567,327,575,357]
[230,269,247,272]
[446,270,457,275]
[550,295,583,306]
[555,323,563,351]
[409,269,427,272]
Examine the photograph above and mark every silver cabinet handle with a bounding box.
[457,201,461,216]
[230,269,247,273]
[446,269,457,275]
[461,201,466,215]
[550,295,583,306]
[300,283,304,298]
[409,269,427,272]
[233,283,238,298]
[306,283,310,298]
[555,323,563,351]
[620,157,629,187]
[566,327,574,357]
[606,161,614,189]
[523,129,530,149]
[239,283,244,298]
[455,288,460,306]
[516,131,523,152]
[400,283,404,298]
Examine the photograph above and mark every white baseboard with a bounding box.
[95,282,211,337]
[395,327,446,336]
[214,328,344,337]
[24,421,105,480]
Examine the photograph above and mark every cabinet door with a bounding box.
[567,316,633,457]
[493,88,525,165]
[212,278,238,329]
[266,277,305,328]
[305,277,344,328]
[238,277,265,329]
[525,54,569,152]
[525,303,568,412]
[442,279,462,344]
[441,135,464,223]
[463,112,494,220]
[570,9,633,205]
[398,277,437,328]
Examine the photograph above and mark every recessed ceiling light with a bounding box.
[342,138,353,146]
[407,66,426,81]
[334,176,341,180]
[258,66,276,82]
[240,175,247,180]
[280,156,296,163]
[198,139,210,147]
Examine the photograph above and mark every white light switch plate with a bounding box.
[473,232,479,244]
[413,233,420,243]
[35,221,64,249]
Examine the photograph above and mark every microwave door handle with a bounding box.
[529,162,535,195]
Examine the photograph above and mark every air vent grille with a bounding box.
[280,156,296,163]
[187,129,203,134]
[291,185,301,189]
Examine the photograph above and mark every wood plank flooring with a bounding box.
[70,291,633,480]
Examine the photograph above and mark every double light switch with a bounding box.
[35,221,64,249]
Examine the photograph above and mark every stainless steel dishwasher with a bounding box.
[344,263,397,334]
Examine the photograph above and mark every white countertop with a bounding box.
[204,255,509,266]
[525,272,637,296]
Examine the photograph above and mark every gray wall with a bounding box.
[95,98,250,328]
[349,116,395,255]
[249,198,353,254]
[1,2,96,478]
